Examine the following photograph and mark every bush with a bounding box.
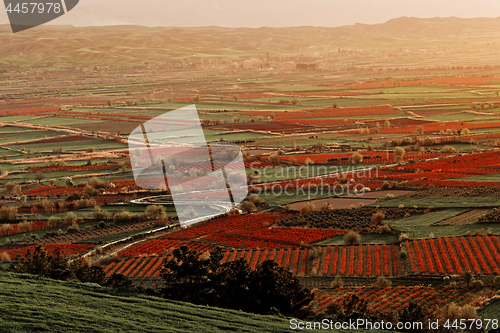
[300,202,316,215]
[344,230,361,245]
[0,251,10,262]
[379,225,391,234]
[93,206,109,220]
[0,206,17,222]
[441,145,456,153]
[47,216,63,228]
[64,212,77,225]
[239,201,257,214]
[145,205,166,219]
[330,275,343,288]
[373,276,391,287]
[371,211,385,224]
[351,152,363,164]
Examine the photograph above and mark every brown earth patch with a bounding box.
[289,198,376,210]
[66,121,140,135]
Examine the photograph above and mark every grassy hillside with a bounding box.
[0,271,292,333]
[0,271,399,332]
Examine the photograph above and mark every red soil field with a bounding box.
[405,236,500,275]
[289,198,377,210]
[211,122,310,132]
[0,243,94,258]
[311,286,479,320]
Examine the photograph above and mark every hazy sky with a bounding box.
[1,0,500,28]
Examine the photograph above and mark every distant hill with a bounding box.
[1,17,500,65]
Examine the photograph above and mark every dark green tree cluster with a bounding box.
[160,246,313,317]
[9,246,134,291]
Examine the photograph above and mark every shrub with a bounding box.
[92,206,109,220]
[379,225,392,234]
[351,152,363,164]
[0,251,10,262]
[248,194,262,205]
[373,276,391,287]
[145,205,166,219]
[83,184,97,197]
[441,145,456,153]
[64,212,77,225]
[17,221,34,233]
[239,201,256,214]
[330,275,343,288]
[300,202,316,215]
[90,177,103,188]
[113,211,134,225]
[344,230,361,245]
[0,206,17,222]
[47,216,63,228]
[66,223,80,234]
[371,211,385,224]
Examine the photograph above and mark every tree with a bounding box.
[397,302,431,332]
[394,146,405,157]
[145,205,166,219]
[64,212,77,225]
[300,202,316,215]
[313,142,324,153]
[416,125,424,135]
[86,147,95,153]
[384,120,391,128]
[83,184,96,197]
[34,172,45,183]
[373,276,391,287]
[159,246,312,317]
[351,152,363,164]
[65,177,75,187]
[107,100,112,107]
[239,201,256,214]
[268,153,279,164]
[460,128,470,135]
[371,211,385,224]
[344,230,361,245]
[0,206,17,223]
[461,271,474,288]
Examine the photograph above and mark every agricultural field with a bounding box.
[3,19,500,332]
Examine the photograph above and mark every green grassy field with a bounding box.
[0,272,294,333]
[386,208,500,239]
[23,117,107,126]
[451,174,500,182]
[0,271,398,332]
[12,139,126,152]
[478,299,500,321]
[0,130,66,145]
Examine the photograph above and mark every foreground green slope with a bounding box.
[0,272,292,333]
[0,272,399,333]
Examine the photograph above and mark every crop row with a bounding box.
[115,244,400,278]
[0,243,94,258]
[311,285,478,320]
[405,236,500,275]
